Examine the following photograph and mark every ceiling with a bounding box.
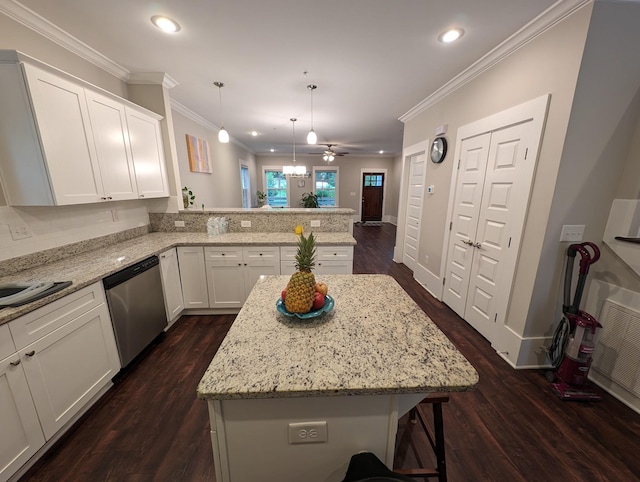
[13,0,560,156]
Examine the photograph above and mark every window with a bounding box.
[240,165,250,208]
[364,174,383,187]
[313,167,339,207]
[264,169,288,207]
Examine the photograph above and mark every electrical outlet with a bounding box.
[10,223,33,240]
[288,421,327,444]
[560,224,585,242]
[311,220,321,227]
[241,220,251,228]
[427,185,435,194]
[174,220,185,227]
[111,209,119,222]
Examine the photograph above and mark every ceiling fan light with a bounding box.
[307,129,317,145]
[218,127,230,143]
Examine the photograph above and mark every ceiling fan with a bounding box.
[312,144,349,162]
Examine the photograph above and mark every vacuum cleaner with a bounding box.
[547,241,603,401]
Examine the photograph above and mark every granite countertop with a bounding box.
[197,274,479,400]
[0,232,356,326]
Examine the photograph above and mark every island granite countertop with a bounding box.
[0,232,355,326]
[197,274,479,400]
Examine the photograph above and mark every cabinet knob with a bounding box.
[334,253,337,256]
[140,194,145,198]
[10,359,21,366]
[259,253,263,256]
[238,263,242,266]
[101,197,107,201]
[221,253,225,256]
[25,350,35,357]
[107,196,113,200]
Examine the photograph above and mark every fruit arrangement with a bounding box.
[280,232,330,314]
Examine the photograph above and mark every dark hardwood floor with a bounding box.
[20,223,640,481]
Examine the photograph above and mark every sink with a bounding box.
[0,281,72,307]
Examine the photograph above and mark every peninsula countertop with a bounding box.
[0,231,356,325]
[197,274,479,400]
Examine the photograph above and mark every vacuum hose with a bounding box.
[548,315,570,368]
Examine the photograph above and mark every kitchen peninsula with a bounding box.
[197,274,478,482]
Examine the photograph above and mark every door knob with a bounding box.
[473,242,482,249]
[462,239,473,246]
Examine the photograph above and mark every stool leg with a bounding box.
[432,402,447,482]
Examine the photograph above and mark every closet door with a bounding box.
[464,122,539,340]
[442,133,491,317]
[402,153,426,271]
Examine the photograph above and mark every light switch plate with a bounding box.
[9,223,32,240]
[560,224,585,242]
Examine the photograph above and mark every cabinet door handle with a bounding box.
[10,359,21,366]
[473,242,482,249]
[25,350,35,357]
[462,239,473,246]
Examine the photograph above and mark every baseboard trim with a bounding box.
[413,262,442,300]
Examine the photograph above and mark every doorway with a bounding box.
[361,172,385,222]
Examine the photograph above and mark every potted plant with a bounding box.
[182,186,195,209]
[256,190,267,207]
[301,192,319,208]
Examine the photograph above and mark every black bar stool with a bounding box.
[394,395,449,482]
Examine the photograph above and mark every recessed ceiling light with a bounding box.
[438,28,464,43]
[379,150,384,154]
[251,131,258,137]
[270,148,275,152]
[151,15,181,33]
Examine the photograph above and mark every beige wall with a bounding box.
[255,154,399,219]
[525,0,640,341]
[401,3,593,360]
[171,110,256,209]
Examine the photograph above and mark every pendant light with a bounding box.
[306,84,317,145]
[213,81,229,143]
[283,118,306,176]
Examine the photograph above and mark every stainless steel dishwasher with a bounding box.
[103,255,167,367]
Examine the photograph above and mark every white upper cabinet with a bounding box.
[85,90,139,201]
[0,51,168,206]
[125,107,169,199]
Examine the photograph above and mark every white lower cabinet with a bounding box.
[281,245,354,275]
[2,282,120,481]
[205,246,280,308]
[159,248,184,326]
[177,247,210,309]
[0,351,45,482]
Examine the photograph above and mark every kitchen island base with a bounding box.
[207,393,426,482]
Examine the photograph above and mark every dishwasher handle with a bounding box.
[103,256,160,290]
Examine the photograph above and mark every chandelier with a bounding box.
[282,118,307,177]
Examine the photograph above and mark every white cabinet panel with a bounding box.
[0,353,45,482]
[85,90,138,201]
[125,107,169,199]
[20,303,120,440]
[177,247,209,309]
[205,263,246,309]
[22,63,103,205]
[0,324,15,361]
[159,248,184,326]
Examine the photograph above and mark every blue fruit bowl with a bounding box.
[276,294,334,319]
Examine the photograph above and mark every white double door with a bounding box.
[443,120,539,342]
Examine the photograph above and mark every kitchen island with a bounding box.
[197,274,478,482]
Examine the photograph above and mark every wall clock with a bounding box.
[430,137,448,164]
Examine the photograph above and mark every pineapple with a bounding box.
[285,232,317,313]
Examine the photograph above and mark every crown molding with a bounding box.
[399,0,592,123]
[128,72,179,89]
[170,98,255,154]
[0,0,130,80]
